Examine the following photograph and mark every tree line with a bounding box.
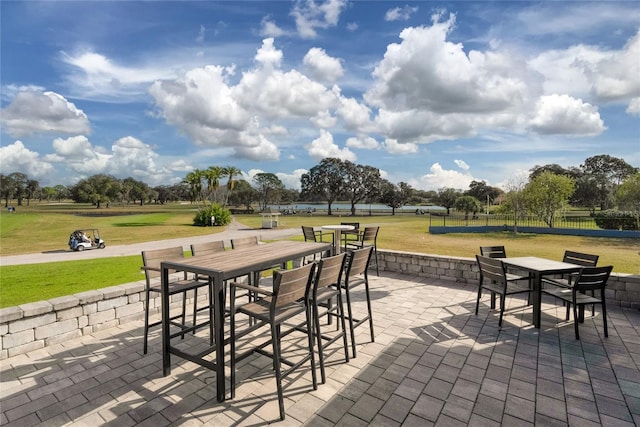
[2,154,638,229]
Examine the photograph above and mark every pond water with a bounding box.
[268,203,445,213]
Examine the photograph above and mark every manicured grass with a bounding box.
[1,256,143,308]
[1,203,637,308]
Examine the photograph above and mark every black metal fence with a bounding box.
[429,214,599,230]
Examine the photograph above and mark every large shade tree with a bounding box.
[435,187,462,214]
[300,157,345,216]
[580,154,637,211]
[0,174,16,207]
[70,174,121,208]
[228,179,257,210]
[381,180,413,215]
[253,172,284,211]
[342,161,382,216]
[465,180,502,208]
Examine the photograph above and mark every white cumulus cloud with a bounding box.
[529,94,605,136]
[44,135,184,186]
[291,0,348,39]
[0,141,55,179]
[307,129,356,161]
[383,138,418,154]
[413,162,475,191]
[1,90,90,137]
[303,47,344,83]
[385,5,419,22]
[346,135,379,149]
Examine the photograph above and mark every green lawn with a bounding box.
[1,203,637,308]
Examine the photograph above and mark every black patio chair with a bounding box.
[541,265,613,340]
[475,255,532,327]
[229,262,318,420]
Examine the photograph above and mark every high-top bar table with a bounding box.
[160,240,332,402]
[501,257,582,328]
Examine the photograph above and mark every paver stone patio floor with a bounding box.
[2,271,640,426]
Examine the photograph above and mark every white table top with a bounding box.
[321,225,355,230]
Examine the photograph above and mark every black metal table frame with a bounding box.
[160,240,333,402]
[502,256,582,328]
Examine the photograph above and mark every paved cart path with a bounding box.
[0,220,302,266]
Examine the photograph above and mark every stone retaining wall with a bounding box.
[2,251,638,359]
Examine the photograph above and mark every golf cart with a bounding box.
[69,229,106,251]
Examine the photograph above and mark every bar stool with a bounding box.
[341,246,374,358]
[307,252,349,383]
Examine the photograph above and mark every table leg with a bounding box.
[213,275,226,402]
[334,230,342,255]
[533,272,542,328]
[162,267,171,376]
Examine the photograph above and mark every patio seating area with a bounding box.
[2,270,640,426]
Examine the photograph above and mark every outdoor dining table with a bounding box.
[159,240,332,402]
[321,224,355,254]
[501,256,583,328]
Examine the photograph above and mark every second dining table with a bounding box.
[159,239,333,402]
[501,256,583,328]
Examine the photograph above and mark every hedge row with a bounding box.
[594,210,639,230]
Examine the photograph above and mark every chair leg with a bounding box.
[192,288,198,335]
[371,247,379,276]
[143,290,151,354]
[364,279,375,343]
[498,295,505,327]
[337,291,350,364]
[208,281,214,346]
[475,285,482,315]
[305,305,318,391]
[313,301,326,384]
[573,303,580,340]
[343,284,357,358]
[601,294,608,338]
[180,292,187,340]
[271,323,286,420]
[229,295,237,399]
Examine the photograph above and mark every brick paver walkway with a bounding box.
[2,271,640,426]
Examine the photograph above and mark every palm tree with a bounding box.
[205,166,224,204]
[223,166,243,207]
[184,169,204,206]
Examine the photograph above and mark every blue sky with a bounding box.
[1,1,639,191]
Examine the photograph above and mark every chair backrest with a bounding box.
[345,246,373,279]
[479,246,507,258]
[301,226,318,242]
[312,253,346,295]
[190,240,225,256]
[361,226,379,243]
[573,265,612,293]
[562,250,599,267]
[231,236,260,249]
[271,262,316,309]
[476,255,508,286]
[141,246,184,280]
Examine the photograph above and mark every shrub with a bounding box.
[593,210,638,230]
[193,204,231,226]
